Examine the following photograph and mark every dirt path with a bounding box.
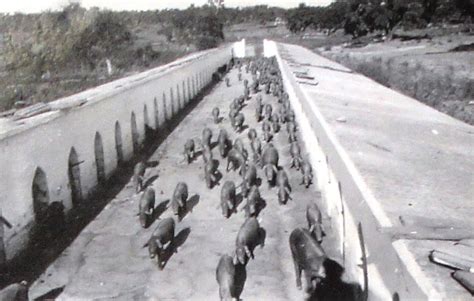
[30,65,332,300]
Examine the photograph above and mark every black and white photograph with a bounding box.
[0,0,473,300]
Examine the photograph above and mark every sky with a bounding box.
[0,0,334,14]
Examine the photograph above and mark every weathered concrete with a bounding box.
[0,42,243,262]
[265,40,474,299]
[30,65,337,300]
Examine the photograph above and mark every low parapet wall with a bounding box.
[0,41,243,262]
[264,40,474,299]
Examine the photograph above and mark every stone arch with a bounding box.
[32,167,50,223]
[131,111,139,153]
[170,87,175,116]
[94,132,106,184]
[114,122,124,165]
[68,147,83,206]
[144,104,152,140]
[154,97,159,129]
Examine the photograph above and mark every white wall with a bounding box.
[233,39,246,58]
[0,42,240,261]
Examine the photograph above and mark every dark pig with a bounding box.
[132,162,146,193]
[301,160,313,188]
[271,113,280,133]
[241,164,257,197]
[146,217,175,270]
[202,127,213,148]
[184,139,195,164]
[233,138,248,161]
[220,181,236,218]
[0,281,28,301]
[276,169,291,205]
[262,143,279,167]
[226,148,246,172]
[218,129,231,158]
[139,187,155,228]
[262,121,272,143]
[264,104,272,121]
[233,113,245,132]
[202,144,213,164]
[247,128,257,142]
[306,203,324,243]
[289,228,327,299]
[234,217,264,265]
[205,159,219,189]
[216,254,238,301]
[171,182,188,217]
[212,107,220,124]
[250,138,262,164]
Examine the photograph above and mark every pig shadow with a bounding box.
[238,125,249,133]
[34,286,65,301]
[210,141,219,150]
[151,200,170,224]
[311,259,364,301]
[145,160,159,168]
[143,175,159,189]
[179,194,200,221]
[234,263,247,299]
[161,227,191,269]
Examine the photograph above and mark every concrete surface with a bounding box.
[0,44,234,262]
[30,65,340,300]
[270,41,474,299]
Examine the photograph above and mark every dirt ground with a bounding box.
[29,64,343,300]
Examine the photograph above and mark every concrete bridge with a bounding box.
[0,39,472,300]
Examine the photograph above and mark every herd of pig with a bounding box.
[131,57,331,301]
[0,58,330,300]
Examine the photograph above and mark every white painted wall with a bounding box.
[0,42,241,261]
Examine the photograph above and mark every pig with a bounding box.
[226,148,246,173]
[243,79,248,87]
[184,139,195,164]
[288,130,298,143]
[202,127,213,148]
[306,203,324,243]
[279,106,287,124]
[263,164,278,188]
[271,113,280,133]
[262,143,279,167]
[146,217,175,270]
[0,281,28,301]
[290,143,303,170]
[301,160,313,188]
[251,81,259,93]
[264,104,272,121]
[247,128,258,142]
[265,82,271,94]
[132,162,146,193]
[262,121,272,143]
[238,72,242,81]
[287,110,295,123]
[250,138,262,164]
[289,228,327,299]
[245,185,261,218]
[255,103,263,122]
[241,164,257,197]
[233,113,245,132]
[220,181,236,218]
[212,107,220,124]
[233,138,248,161]
[205,159,219,189]
[229,108,238,128]
[171,182,188,217]
[139,187,155,228]
[225,77,230,87]
[287,121,297,134]
[216,254,238,301]
[276,169,291,205]
[202,144,213,164]
[234,217,265,265]
[218,129,231,158]
[244,87,250,100]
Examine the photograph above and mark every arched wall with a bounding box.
[0,43,237,260]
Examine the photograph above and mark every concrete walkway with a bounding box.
[30,64,336,300]
[275,42,474,299]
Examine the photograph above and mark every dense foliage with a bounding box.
[285,0,474,37]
